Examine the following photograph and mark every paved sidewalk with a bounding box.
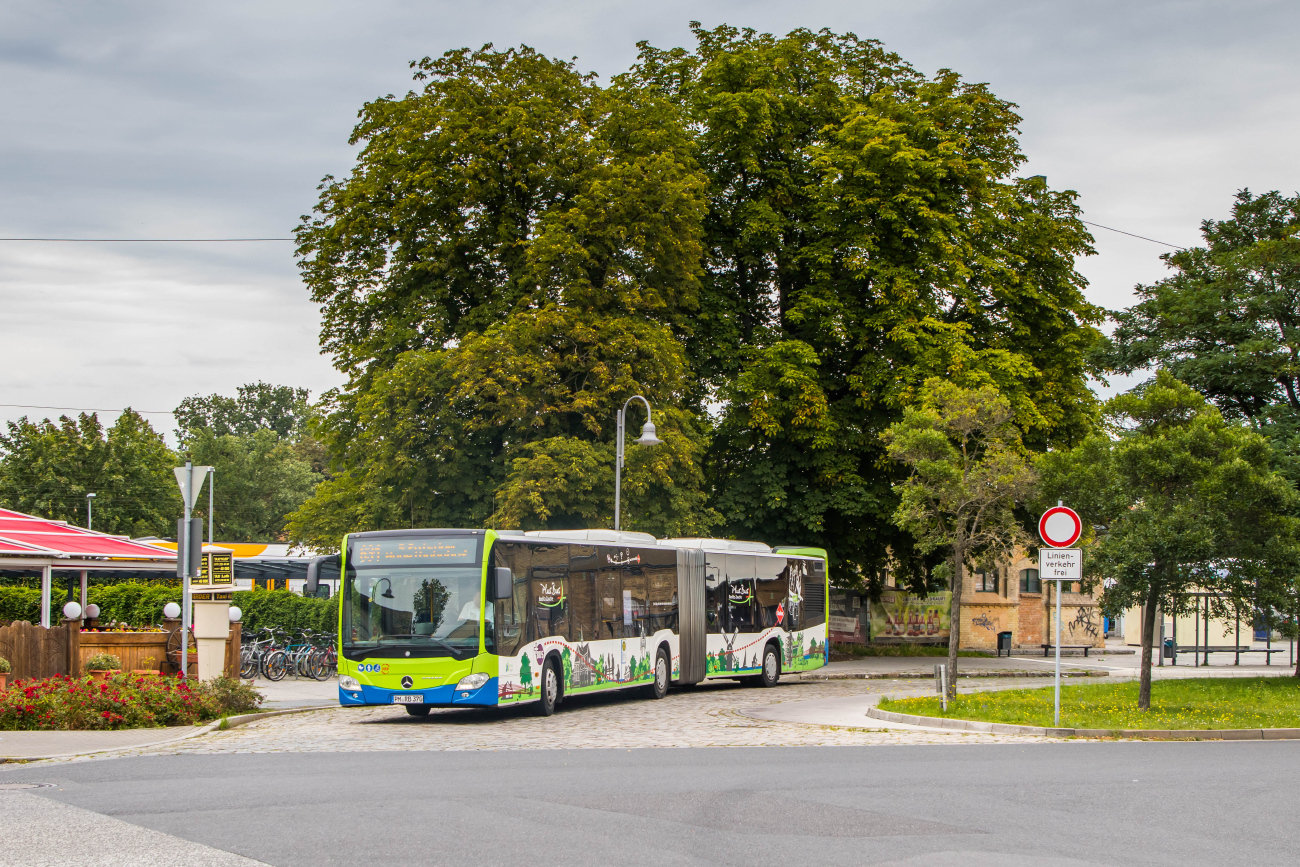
[251,676,337,709]
[0,726,204,761]
[804,656,1108,679]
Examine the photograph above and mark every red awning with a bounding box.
[0,508,174,560]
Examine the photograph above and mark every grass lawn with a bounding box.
[835,644,986,659]
[879,677,1300,730]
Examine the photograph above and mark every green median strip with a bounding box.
[879,677,1300,731]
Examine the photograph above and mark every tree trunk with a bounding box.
[947,545,963,700]
[1138,580,1160,710]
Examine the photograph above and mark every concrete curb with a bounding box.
[0,704,335,763]
[795,669,1109,682]
[865,706,1300,740]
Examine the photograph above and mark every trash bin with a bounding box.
[1163,638,1174,659]
[997,631,1013,657]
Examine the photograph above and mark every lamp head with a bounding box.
[379,578,395,599]
[636,421,662,447]
[86,493,96,499]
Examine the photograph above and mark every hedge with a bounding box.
[0,585,337,635]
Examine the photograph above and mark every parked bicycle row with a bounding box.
[240,627,337,682]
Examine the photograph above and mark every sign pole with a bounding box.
[1055,577,1062,726]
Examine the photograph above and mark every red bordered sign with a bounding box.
[1039,506,1082,548]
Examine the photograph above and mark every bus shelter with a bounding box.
[0,508,177,626]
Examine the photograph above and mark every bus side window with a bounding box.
[705,557,725,633]
[568,545,599,643]
[804,560,827,629]
[529,544,569,641]
[645,547,678,633]
[493,543,526,657]
[598,554,623,640]
[726,554,757,633]
[755,555,785,628]
[622,554,648,638]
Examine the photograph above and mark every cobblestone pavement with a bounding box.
[98,677,1059,759]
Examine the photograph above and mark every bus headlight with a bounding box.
[455,673,490,691]
[339,675,361,691]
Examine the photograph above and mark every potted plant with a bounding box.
[132,655,160,677]
[0,656,10,690]
[86,653,121,681]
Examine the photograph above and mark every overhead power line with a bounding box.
[0,404,174,414]
[1079,220,1186,250]
[0,237,293,242]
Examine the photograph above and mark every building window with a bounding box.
[974,570,997,593]
[1019,568,1041,594]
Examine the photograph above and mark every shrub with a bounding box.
[0,657,10,673]
[85,653,121,672]
[233,589,337,634]
[0,587,42,623]
[0,673,264,730]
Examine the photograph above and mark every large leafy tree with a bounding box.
[0,411,178,537]
[882,380,1038,695]
[1104,191,1300,428]
[286,45,714,548]
[1038,372,1300,706]
[630,24,1102,580]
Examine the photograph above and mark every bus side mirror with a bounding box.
[306,554,340,597]
[494,567,513,600]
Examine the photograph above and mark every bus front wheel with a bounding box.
[647,647,670,700]
[758,643,780,688]
[539,658,561,716]
[405,705,431,717]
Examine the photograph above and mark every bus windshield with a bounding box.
[342,535,483,659]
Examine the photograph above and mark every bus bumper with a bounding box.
[338,679,499,708]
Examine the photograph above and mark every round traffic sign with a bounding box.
[1039,506,1082,548]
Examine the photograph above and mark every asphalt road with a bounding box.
[2,743,1295,867]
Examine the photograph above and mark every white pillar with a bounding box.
[40,564,52,628]
[80,570,88,612]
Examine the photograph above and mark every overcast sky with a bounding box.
[2,0,1297,438]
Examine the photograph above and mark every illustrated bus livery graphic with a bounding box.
[315,529,829,716]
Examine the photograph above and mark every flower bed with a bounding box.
[0,673,262,731]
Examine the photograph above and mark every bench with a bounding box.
[1041,644,1092,657]
[1170,646,1290,663]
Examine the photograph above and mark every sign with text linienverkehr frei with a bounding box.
[1040,548,1081,581]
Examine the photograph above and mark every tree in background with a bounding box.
[183,429,319,542]
[174,383,323,543]
[631,24,1102,582]
[0,410,176,537]
[174,382,312,442]
[286,44,715,547]
[1037,372,1300,707]
[882,380,1038,697]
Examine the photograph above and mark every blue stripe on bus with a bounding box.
[338,679,499,708]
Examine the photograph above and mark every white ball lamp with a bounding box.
[62,601,82,621]
[163,602,181,619]
[228,606,242,623]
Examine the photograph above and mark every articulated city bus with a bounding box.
[307,528,829,715]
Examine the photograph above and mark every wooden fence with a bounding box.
[0,621,79,680]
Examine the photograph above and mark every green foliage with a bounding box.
[0,410,177,537]
[0,674,262,730]
[881,678,1300,730]
[288,27,1100,562]
[1103,190,1300,427]
[89,584,181,627]
[1038,371,1300,705]
[232,590,338,634]
[174,382,312,443]
[84,653,121,671]
[0,657,11,673]
[183,428,321,542]
[0,587,41,624]
[632,25,1101,578]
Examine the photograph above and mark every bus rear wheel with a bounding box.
[538,658,561,716]
[647,647,670,700]
[405,705,431,717]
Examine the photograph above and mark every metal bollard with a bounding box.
[934,663,948,711]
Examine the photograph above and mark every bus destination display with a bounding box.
[352,537,479,567]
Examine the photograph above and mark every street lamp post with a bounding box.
[208,467,215,546]
[85,492,96,531]
[614,395,662,532]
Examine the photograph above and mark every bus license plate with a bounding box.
[392,695,424,704]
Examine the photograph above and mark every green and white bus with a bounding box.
[308,529,828,715]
